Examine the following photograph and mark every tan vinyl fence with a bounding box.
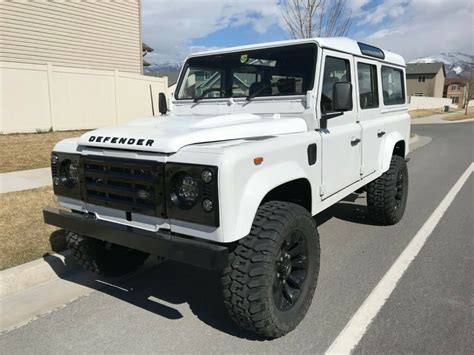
[408,96,456,111]
[0,62,168,134]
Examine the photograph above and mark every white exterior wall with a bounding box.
[0,62,168,133]
[409,96,455,110]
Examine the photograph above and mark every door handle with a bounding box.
[351,137,361,146]
[377,130,386,138]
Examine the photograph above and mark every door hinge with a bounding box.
[360,165,364,175]
[319,184,326,196]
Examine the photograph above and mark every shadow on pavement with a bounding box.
[44,192,378,340]
[44,251,261,340]
[315,192,381,226]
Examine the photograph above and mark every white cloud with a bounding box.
[355,0,474,60]
[358,0,408,26]
[366,28,403,40]
[142,0,474,65]
[141,0,280,64]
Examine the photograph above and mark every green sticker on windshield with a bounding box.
[240,54,248,64]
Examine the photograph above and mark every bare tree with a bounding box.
[281,0,352,39]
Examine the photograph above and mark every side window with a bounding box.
[381,66,405,105]
[321,56,351,113]
[357,62,379,109]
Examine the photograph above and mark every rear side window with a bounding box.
[381,66,405,105]
[321,56,351,113]
[357,63,378,109]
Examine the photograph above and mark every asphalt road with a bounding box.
[1,122,473,353]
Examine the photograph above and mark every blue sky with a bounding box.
[142,0,473,65]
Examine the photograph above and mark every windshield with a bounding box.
[176,43,317,100]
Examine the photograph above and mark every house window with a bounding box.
[452,96,459,104]
[382,66,405,105]
[413,93,424,97]
[417,75,425,82]
[357,62,378,109]
[451,85,460,91]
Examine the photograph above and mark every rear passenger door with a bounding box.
[354,58,382,177]
[318,50,361,198]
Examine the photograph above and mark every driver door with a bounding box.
[318,50,361,198]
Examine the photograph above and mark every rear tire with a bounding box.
[221,201,320,338]
[367,155,408,225]
[66,232,149,276]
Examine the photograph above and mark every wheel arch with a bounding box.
[261,178,312,213]
[379,132,407,172]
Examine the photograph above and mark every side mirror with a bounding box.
[332,82,352,112]
[158,92,168,115]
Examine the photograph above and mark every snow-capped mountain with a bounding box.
[409,52,473,78]
[144,61,182,75]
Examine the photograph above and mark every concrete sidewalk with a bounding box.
[0,167,52,194]
[411,112,474,125]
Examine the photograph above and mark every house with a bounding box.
[406,63,446,97]
[0,0,169,134]
[444,78,470,108]
[0,0,143,73]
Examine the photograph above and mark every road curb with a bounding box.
[0,251,78,299]
[410,134,419,146]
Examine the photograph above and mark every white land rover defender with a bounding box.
[44,37,410,338]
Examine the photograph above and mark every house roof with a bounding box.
[142,42,153,53]
[444,77,468,86]
[406,62,445,76]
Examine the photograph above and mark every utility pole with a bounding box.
[466,63,473,115]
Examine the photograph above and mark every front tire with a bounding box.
[221,201,320,338]
[66,232,149,276]
[367,155,409,225]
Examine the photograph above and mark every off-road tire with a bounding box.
[66,232,149,276]
[221,201,320,338]
[367,155,408,225]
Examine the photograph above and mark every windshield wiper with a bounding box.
[245,79,301,101]
[193,88,226,103]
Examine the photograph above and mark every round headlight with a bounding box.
[171,173,200,208]
[201,169,213,183]
[60,160,79,187]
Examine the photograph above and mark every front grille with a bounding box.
[82,156,165,217]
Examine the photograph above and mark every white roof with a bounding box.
[188,37,405,67]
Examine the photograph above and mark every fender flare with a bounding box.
[378,131,406,172]
[230,161,309,241]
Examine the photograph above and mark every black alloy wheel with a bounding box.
[273,231,308,311]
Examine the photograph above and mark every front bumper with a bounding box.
[43,207,229,270]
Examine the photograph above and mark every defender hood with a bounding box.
[78,113,307,153]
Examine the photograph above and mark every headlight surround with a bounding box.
[51,152,82,199]
[165,163,219,227]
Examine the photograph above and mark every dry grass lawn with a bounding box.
[0,186,66,270]
[409,108,447,119]
[0,130,88,173]
[443,110,474,121]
